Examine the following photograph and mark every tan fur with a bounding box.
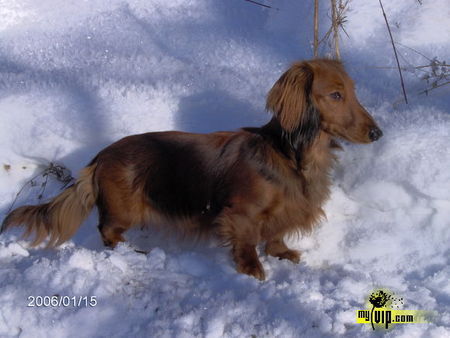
[1,164,98,247]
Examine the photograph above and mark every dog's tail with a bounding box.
[1,163,98,247]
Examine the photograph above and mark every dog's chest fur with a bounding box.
[301,132,335,207]
[261,132,336,238]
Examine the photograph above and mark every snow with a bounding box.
[1,0,449,337]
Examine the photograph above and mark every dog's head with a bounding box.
[266,59,382,145]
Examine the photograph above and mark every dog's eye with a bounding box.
[330,92,343,100]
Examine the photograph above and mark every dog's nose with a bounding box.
[368,127,383,141]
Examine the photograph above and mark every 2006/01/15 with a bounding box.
[27,295,97,307]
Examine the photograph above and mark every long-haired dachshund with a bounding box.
[1,59,382,280]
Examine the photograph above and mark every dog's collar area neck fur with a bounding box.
[259,116,320,168]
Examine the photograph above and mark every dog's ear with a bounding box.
[266,62,314,132]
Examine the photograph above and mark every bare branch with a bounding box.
[243,0,278,10]
[319,0,349,59]
[394,41,432,61]
[331,0,340,59]
[314,0,319,58]
[374,65,450,71]
[378,0,408,104]
[418,81,450,95]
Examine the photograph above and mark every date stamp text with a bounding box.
[27,296,97,307]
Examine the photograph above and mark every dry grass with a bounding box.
[6,162,74,214]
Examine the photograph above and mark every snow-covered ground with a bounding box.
[0,1,449,337]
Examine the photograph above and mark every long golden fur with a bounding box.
[1,59,382,280]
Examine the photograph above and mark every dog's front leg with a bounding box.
[216,210,265,280]
[265,237,301,264]
[232,242,265,281]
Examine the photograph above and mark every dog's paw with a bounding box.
[236,260,266,281]
[276,249,301,264]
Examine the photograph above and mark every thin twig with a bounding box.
[313,0,319,58]
[38,172,50,201]
[318,27,333,46]
[378,0,408,104]
[418,81,450,95]
[243,0,278,10]
[6,170,45,214]
[415,64,450,69]
[394,41,432,61]
[374,65,450,70]
[331,0,340,59]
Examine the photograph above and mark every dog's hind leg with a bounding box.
[94,169,143,248]
[96,200,134,248]
[98,220,129,248]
